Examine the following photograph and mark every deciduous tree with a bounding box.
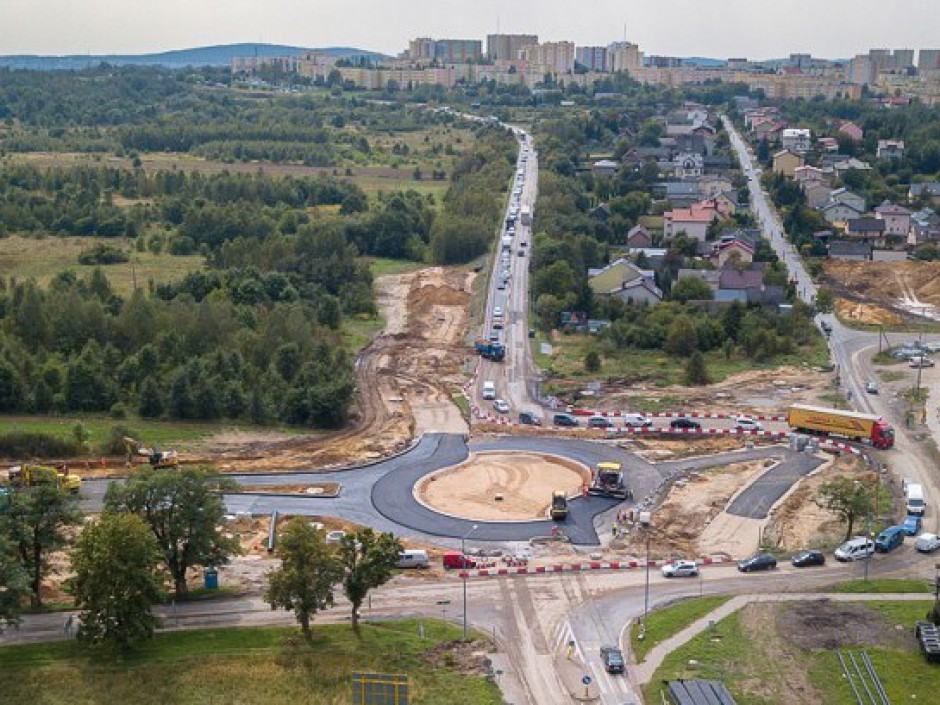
[338,529,403,631]
[265,519,342,639]
[105,467,239,598]
[68,513,163,651]
[816,477,874,541]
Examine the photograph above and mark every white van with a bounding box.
[482,381,496,400]
[395,550,430,569]
[623,413,653,428]
[905,480,927,516]
[835,537,875,562]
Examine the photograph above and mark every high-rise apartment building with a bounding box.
[919,49,940,71]
[433,39,482,63]
[576,46,608,72]
[606,41,643,73]
[486,34,539,61]
[519,41,575,74]
[408,38,435,61]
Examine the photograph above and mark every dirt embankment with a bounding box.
[825,260,940,324]
[184,267,473,473]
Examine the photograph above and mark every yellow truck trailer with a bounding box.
[787,404,895,449]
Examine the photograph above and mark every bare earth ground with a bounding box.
[606,366,831,416]
[416,451,590,522]
[614,460,772,559]
[624,436,748,462]
[762,455,870,551]
[825,260,940,323]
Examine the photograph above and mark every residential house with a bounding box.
[828,240,873,261]
[805,183,834,209]
[821,200,864,224]
[874,202,912,238]
[590,203,611,222]
[696,197,735,220]
[592,159,619,177]
[876,139,905,160]
[829,187,866,213]
[712,191,740,215]
[716,239,755,268]
[588,258,651,296]
[661,181,702,207]
[909,182,940,204]
[817,136,840,152]
[628,248,668,270]
[607,277,664,305]
[832,157,873,179]
[703,154,733,171]
[677,268,721,292]
[838,121,864,141]
[672,152,704,178]
[752,120,786,142]
[663,208,714,241]
[909,208,940,244]
[718,267,782,305]
[793,165,830,188]
[772,149,804,178]
[626,225,653,248]
[697,175,735,197]
[845,217,887,245]
[781,128,812,153]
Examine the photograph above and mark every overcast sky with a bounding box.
[2,0,939,59]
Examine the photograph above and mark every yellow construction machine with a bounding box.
[123,437,179,469]
[7,464,82,494]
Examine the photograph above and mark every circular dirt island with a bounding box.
[416,451,591,522]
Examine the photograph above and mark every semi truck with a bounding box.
[474,340,506,362]
[787,404,895,449]
[520,205,532,226]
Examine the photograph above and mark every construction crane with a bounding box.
[123,437,179,469]
[7,464,82,494]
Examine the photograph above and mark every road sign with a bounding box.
[352,673,409,705]
[581,675,592,685]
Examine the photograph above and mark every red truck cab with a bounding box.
[442,552,476,569]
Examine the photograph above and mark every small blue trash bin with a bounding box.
[204,568,219,590]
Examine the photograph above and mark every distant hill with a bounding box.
[0,43,387,70]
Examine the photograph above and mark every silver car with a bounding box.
[662,560,699,578]
[915,533,940,553]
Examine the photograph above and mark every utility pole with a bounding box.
[639,511,653,628]
[461,524,478,640]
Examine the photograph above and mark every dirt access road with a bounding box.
[197,266,472,472]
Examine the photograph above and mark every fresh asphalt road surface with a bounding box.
[726,453,824,519]
[80,432,823,546]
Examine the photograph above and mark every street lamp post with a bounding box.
[461,524,478,640]
[639,511,653,626]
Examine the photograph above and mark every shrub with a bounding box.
[0,432,82,458]
[78,244,130,266]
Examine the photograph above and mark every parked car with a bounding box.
[518,411,542,426]
[553,413,579,427]
[874,526,905,552]
[915,532,940,553]
[835,537,875,562]
[909,356,935,368]
[866,380,879,394]
[737,553,777,572]
[791,549,826,568]
[600,646,625,674]
[623,413,653,428]
[493,399,510,414]
[733,417,764,432]
[661,560,699,578]
[903,514,923,536]
[670,417,702,430]
[587,416,614,429]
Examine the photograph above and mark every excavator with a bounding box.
[7,464,82,494]
[123,437,179,469]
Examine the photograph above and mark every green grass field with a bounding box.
[0,235,205,296]
[534,332,830,391]
[832,579,933,594]
[645,600,940,705]
[631,596,731,662]
[0,620,501,705]
[0,414,256,455]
